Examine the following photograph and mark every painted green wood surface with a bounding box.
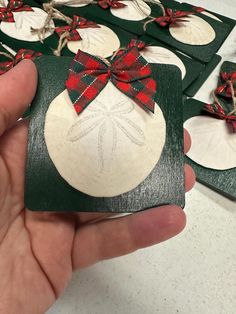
[182,2,236,31]
[139,35,205,91]
[0,0,53,54]
[145,2,231,63]
[43,18,137,56]
[158,0,235,30]
[183,98,236,201]
[25,56,185,212]
[184,54,221,97]
[0,0,136,57]
[51,1,163,36]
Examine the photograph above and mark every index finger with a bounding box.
[0,59,37,136]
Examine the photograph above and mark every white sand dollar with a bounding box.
[140,46,186,79]
[0,7,54,42]
[184,116,236,170]
[202,11,222,22]
[67,24,120,58]
[110,0,151,21]
[169,15,216,45]
[54,0,92,7]
[45,82,166,197]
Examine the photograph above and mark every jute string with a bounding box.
[0,0,6,7]
[53,31,70,56]
[31,0,165,54]
[212,79,236,117]
[0,51,14,60]
[143,1,193,31]
[31,1,72,43]
[143,0,165,30]
[56,0,154,6]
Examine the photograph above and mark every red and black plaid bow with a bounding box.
[98,0,126,9]
[0,0,33,23]
[128,39,146,50]
[155,7,204,27]
[55,15,100,41]
[66,48,156,114]
[204,102,236,132]
[115,39,146,58]
[0,49,42,75]
[215,71,236,98]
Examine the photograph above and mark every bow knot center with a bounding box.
[107,67,112,78]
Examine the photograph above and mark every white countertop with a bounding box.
[48,1,236,313]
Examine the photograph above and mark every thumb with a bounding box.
[0,59,37,137]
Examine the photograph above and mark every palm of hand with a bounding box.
[0,118,113,313]
[0,60,194,314]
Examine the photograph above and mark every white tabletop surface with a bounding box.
[48,1,236,313]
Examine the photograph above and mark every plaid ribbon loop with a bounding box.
[0,0,33,22]
[66,48,156,114]
[128,39,146,50]
[0,49,42,75]
[155,7,204,27]
[215,71,236,98]
[98,0,126,9]
[55,15,100,41]
[115,39,146,59]
[204,103,236,132]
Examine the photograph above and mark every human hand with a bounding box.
[0,60,195,314]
